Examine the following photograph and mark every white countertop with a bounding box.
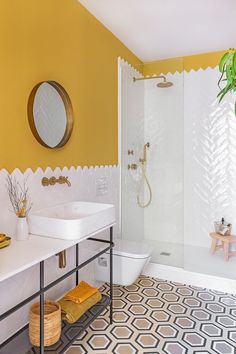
[0,223,114,283]
[0,235,76,282]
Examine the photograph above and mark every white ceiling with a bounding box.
[79,0,236,62]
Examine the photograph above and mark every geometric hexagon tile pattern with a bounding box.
[66,276,236,354]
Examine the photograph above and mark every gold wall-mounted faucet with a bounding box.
[42,176,71,187]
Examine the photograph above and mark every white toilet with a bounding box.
[95,238,152,286]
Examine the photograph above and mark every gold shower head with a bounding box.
[156,77,173,88]
[157,80,173,88]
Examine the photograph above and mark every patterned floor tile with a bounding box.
[65,276,236,354]
[111,325,134,339]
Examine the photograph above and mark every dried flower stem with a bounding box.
[6,175,32,217]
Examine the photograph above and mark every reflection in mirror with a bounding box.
[28,81,73,148]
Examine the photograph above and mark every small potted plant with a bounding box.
[218,48,236,115]
[6,175,32,241]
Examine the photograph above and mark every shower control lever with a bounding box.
[128,164,138,170]
[128,149,134,155]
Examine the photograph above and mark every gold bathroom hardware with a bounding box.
[137,142,152,208]
[56,250,67,268]
[128,164,138,170]
[133,75,165,82]
[133,75,173,88]
[139,142,150,164]
[42,176,71,187]
[128,149,134,155]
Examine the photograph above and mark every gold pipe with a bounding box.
[133,75,166,82]
[56,250,67,268]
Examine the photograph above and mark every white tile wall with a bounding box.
[120,59,236,277]
[184,67,236,248]
[0,165,119,343]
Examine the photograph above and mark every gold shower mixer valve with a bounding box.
[128,149,134,155]
[128,164,138,170]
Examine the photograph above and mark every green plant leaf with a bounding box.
[226,65,233,83]
[233,52,236,76]
[219,90,228,103]
[217,83,231,98]
[218,64,226,89]
[219,88,232,103]
[218,83,232,103]
[217,87,226,98]
[217,49,236,117]
[219,52,230,72]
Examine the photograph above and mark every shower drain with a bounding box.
[160,252,171,256]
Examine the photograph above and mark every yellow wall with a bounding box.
[0,0,141,172]
[0,0,227,172]
[143,50,226,76]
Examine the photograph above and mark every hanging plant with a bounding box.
[218,48,236,115]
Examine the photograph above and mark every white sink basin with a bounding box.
[28,202,115,240]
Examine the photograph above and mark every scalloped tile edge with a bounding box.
[0,165,119,175]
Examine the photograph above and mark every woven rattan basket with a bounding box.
[29,300,61,347]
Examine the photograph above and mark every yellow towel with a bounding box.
[59,291,102,324]
[0,236,11,249]
[64,281,98,304]
[0,234,7,242]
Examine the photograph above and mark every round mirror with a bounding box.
[28,81,74,148]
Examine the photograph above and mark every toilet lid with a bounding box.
[110,239,152,259]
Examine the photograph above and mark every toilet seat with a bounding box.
[111,239,152,259]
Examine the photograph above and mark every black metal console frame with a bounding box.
[0,226,114,354]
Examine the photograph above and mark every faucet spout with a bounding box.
[58,176,71,187]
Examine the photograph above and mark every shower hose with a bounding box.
[137,161,152,208]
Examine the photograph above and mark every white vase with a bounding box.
[15,217,29,241]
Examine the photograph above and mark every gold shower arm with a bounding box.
[133,75,166,82]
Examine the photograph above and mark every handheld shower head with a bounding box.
[140,142,150,164]
[137,142,152,208]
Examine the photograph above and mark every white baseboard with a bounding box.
[143,262,236,294]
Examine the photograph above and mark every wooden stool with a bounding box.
[210,232,236,261]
